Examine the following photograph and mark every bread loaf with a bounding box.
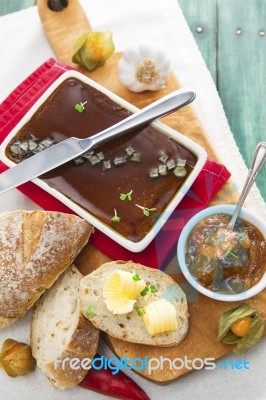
[31,265,99,389]
[0,210,93,329]
[80,261,189,347]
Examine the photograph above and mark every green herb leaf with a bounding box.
[149,284,158,293]
[75,104,83,112]
[111,209,120,223]
[120,190,133,201]
[135,204,156,217]
[132,274,141,281]
[140,286,149,296]
[86,305,96,317]
[74,101,87,113]
[137,307,146,316]
[112,215,120,222]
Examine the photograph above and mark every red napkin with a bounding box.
[0,58,231,269]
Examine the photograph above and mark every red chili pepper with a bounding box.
[79,355,150,400]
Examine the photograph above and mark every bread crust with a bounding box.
[80,261,189,347]
[43,313,99,389]
[31,265,99,389]
[0,210,93,329]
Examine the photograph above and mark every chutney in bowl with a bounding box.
[177,205,266,301]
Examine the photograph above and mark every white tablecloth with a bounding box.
[0,1,265,399]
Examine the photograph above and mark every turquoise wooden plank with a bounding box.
[0,0,35,16]
[217,0,266,200]
[178,0,217,81]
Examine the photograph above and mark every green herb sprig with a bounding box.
[140,286,150,296]
[132,273,141,281]
[75,101,88,112]
[137,307,146,316]
[149,284,158,293]
[111,208,120,223]
[135,204,156,217]
[140,284,158,296]
[120,190,133,201]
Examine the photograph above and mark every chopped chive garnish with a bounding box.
[120,190,133,201]
[111,208,120,223]
[132,273,141,281]
[149,284,158,293]
[140,286,150,296]
[75,101,87,112]
[86,305,96,317]
[135,204,156,217]
[137,307,146,316]
[140,284,158,296]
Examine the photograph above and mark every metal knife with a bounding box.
[0,88,195,195]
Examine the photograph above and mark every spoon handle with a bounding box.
[228,142,266,230]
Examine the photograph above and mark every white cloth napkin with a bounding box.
[0,1,265,400]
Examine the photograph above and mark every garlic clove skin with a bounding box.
[118,41,171,92]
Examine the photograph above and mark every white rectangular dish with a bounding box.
[0,70,207,252]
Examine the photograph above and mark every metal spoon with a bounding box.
[214,142,266,293]
[228,141,266,230]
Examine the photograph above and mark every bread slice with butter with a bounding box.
[31,265,99,389]
[80,261,189,347]
[0,210,93,329]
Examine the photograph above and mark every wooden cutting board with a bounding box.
[37,0,265,384]
[75,248,266,384]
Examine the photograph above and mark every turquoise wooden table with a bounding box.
[1,0,265,201]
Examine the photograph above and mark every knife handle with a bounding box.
[82,88,196,150]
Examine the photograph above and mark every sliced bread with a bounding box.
[0,210,93,329]
[80,261,189,347]
[31,265,99,389]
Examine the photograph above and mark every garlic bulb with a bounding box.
[118,41,171,92]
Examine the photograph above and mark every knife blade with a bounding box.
[0,87,195,195]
